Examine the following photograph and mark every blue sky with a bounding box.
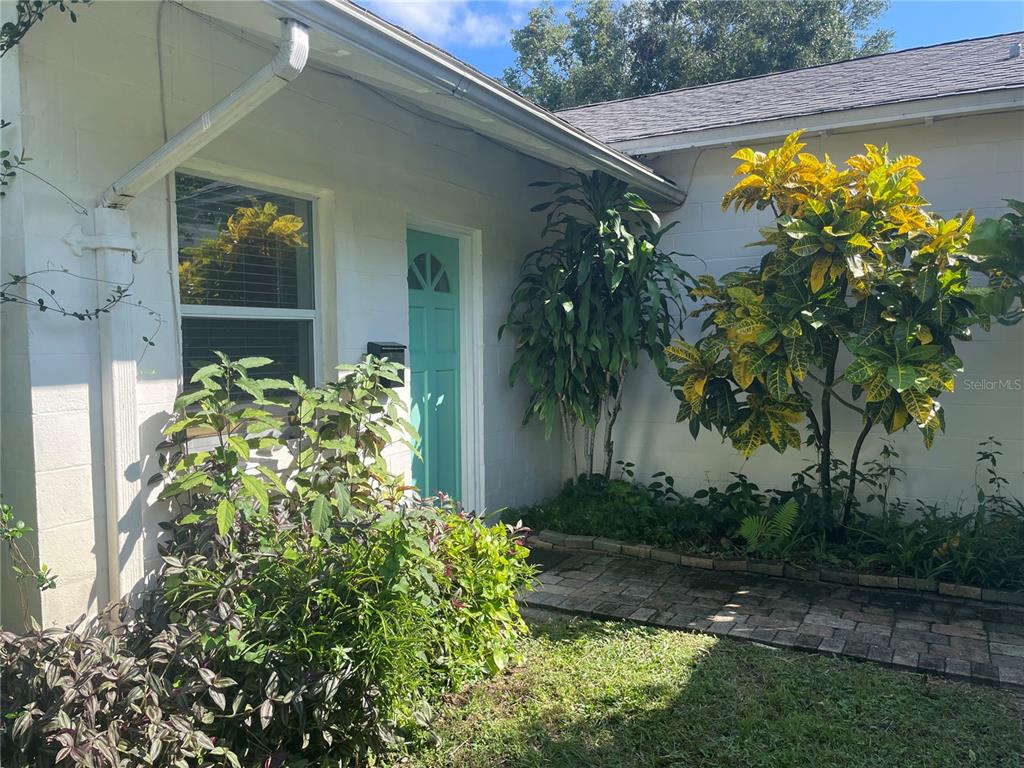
[364,0,1024,79]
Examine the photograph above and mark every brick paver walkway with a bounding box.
[526,548,1024,691]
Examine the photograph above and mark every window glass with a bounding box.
[175,173,314,309]
[181,317,312,385]
[175,173,316,386]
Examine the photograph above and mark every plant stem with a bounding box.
[602,364,627,478]
[560,402,578,479]
[805,371,864,416]
[819,350,836,508]
[586,425,596,476]
[842,417,875,525]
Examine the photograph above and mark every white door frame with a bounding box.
[406,216,486,514]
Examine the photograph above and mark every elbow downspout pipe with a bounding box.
[101,18,310,209]
[93,17,309,608]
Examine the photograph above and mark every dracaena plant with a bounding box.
[667,131,1024,524]
[965,198,1024,325]
[502,171,689,478]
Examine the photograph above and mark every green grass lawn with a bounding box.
[404,619,1022,768]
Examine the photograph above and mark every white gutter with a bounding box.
[102,18,309,208]
[607,88,1024,156]
[89,18,309,605]
[261,0,685,206]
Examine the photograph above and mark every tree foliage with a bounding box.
[502,171,688,477]
[177,201,306,305]
[504,0,893,110]
[666,132,1024,522]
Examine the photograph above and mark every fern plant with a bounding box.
[738,498,798,559]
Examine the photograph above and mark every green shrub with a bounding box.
[1,356,534,767]
[521,474,712,549]
[520,442,1024,589]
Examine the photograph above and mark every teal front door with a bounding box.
[407,229,461,500]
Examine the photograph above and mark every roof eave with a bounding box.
[606,88,1024,155]
[261,0,685,205]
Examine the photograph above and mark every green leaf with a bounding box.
[227,435,251,461]
[310,494,331,533]
[236,356,273,369]
[765,359,791,400]
[844,357,878,384]
[885,364,919,392]
[190,363,221,383]
[334,483,353,518]
[240,474,269,512]
[215,499,236,536]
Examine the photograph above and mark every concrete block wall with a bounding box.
[615,113,1024,507]
[1,0,563,627]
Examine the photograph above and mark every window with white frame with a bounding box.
[174,172,317,386]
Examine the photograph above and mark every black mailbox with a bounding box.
[366,342,406,387]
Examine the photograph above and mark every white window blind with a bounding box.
[174,172,316,386]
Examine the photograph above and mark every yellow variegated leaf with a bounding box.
[666,340,701,365]
[731,147,759,164]
[889,405,909,432]
[900,388,933,424]
[809,256,831,292]
[784,423,802,448]
[682,376,706,410]
[731,424,764,457]
[732,316,767,340]
[864,371,890,402]
[767,417,787,450]
[765,360,792,400]
[732,355,755,390]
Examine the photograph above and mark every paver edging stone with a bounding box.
[529,530,1023,606]
[522,581,1024,693]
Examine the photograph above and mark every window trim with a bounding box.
[172,161,334,387]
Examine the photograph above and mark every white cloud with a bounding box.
[364,1,527,48]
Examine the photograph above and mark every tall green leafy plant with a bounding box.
[503,171,688,477]
[967,199,1024,325]
[2,356,535,767]
[667,132,1024,524]
[155,355,533,764]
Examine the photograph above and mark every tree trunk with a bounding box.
[842,418,875,525]
[602,365,627,478]
[818,348,837,508]
[582,424,596,477]
[560,404,578,480]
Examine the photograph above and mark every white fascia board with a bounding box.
[611,88,1024,156]
[261,0,685,205]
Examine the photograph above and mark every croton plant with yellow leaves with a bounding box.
[666,130,1023,522]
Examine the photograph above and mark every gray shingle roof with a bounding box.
[557,32,1024,144]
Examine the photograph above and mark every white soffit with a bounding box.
[178,0,684,203]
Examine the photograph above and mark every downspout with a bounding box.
[88,18,309,604]
[101,18,310,208]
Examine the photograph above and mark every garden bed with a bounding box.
[528,529,1024,606]
[511,471,1024,595]
[403,619,1022,768]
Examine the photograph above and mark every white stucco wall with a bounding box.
[614,113,1024,507]
[0,1,564,626]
